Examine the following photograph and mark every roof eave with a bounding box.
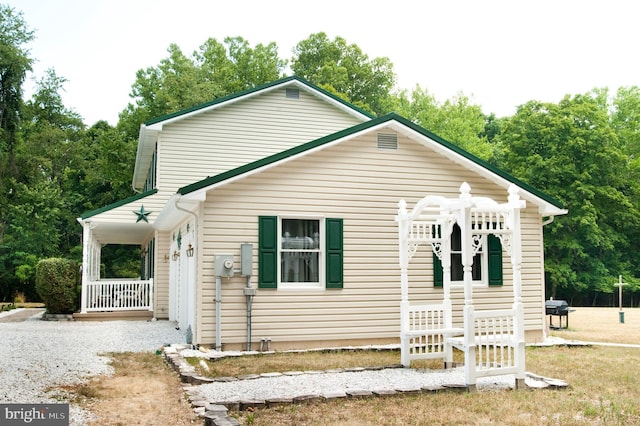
[132,125,160,191]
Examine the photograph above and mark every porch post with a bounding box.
[508,185,526,387]
[80,221,91,313]
[148,278,154,312]
[396,200,411,367]
[459,182,476,389]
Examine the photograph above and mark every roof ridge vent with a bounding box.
[377,132,398,150]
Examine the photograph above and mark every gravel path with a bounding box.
[190,367,515,403]
[0,309,186,424]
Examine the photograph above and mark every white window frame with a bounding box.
[450,224,489,289]
[278,216,325,290]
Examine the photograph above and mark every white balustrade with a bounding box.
[85,279,153,312]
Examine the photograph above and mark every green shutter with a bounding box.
[488,234,503,286]
[258,216,277,288]
[325,218,343,289]
[433,253,443,287]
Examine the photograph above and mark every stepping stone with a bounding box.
[214,376,238,382]
[544,379,569,388]
[293,394,321,404]
[346,390,372,398]
[395,385,422,393]
[524,378,549,389]
[322,390,347,399]
[421,385,445,393]
[372,388,397,396]
[237,374,260,380]
[266,398,293,407]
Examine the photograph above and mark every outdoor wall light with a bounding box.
[186,243,194,257]
[173,250,180,260]
[163,254,170,263]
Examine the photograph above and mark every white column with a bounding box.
[508,184,526,386]
[80,221,91,313]
[459,182,476,389]
[397,200,411,367]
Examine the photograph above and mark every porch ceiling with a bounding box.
[89,221,154,245]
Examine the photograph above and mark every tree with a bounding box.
[291,32,396,116]
[0,5,33,174]
[0,5,34,300]
[395,86,494,160]
[496,93,640,303]
[120,37,286,139]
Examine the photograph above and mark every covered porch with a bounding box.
[76,191,161,320]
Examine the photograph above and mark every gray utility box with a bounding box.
[241,243,253,276]
[215,254,234,278]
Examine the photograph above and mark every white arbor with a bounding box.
[397,182,526,390]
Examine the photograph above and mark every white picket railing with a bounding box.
[472,309,518,376]
[400,302,463,366]
[85,279,153,312]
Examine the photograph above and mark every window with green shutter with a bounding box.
[258,216,278,288]
[487,234,503,286]
[258,216,343,289]
[325,218,343,289]
[432,225,503,287]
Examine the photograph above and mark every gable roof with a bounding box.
[177,113,567,216]
[132,76,374,190]
[79,188,159,220]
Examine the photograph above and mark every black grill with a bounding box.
[545,299,574,329]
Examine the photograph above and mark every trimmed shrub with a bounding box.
[35,258,78,314]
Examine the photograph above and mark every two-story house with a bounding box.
[77,76,567,354]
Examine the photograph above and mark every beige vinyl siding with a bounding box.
[153,231,171,319]
[88,191,171,224]
[197,128,547,348]
[156,88,364,193]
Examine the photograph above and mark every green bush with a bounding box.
[35,258,78,314]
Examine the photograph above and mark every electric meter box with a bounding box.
[215,254,234,278]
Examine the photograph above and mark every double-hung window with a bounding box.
[259,216,343,289]
[281,218,321,287]
[434,223,503,287]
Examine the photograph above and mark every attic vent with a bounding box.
[285,88,300,99]
[377,133,398,150]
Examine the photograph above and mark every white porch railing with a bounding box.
[84,279,153,312]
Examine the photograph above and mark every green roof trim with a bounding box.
[80,188,159,220]
[388,114,565,209]
[144,75,375,126]
[176,113,564,209]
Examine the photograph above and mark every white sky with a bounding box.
[6,0,640,125]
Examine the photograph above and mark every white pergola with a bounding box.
[396,182,526,390]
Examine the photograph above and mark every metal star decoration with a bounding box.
[133,205,152,223]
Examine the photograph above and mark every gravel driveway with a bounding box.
[0,309,186,424]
